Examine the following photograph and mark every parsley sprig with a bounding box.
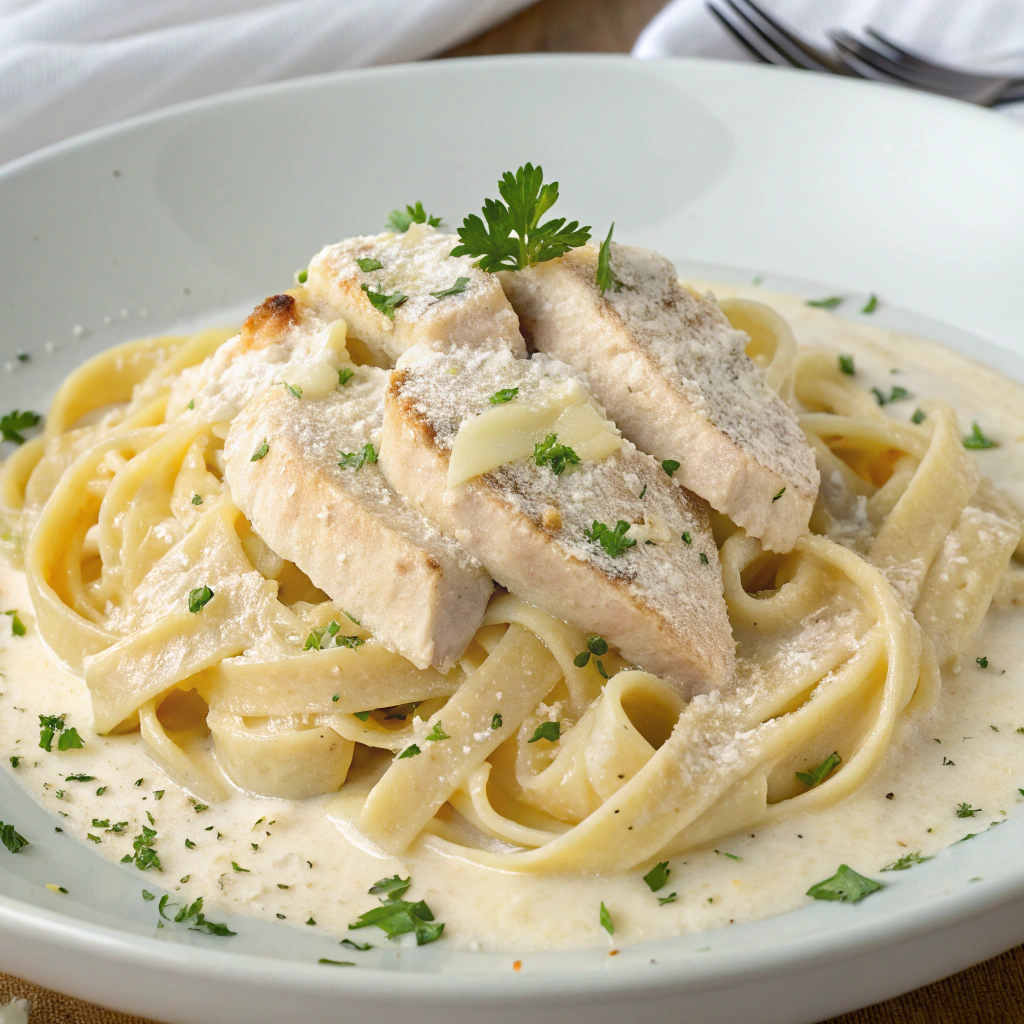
[361,283,407,320]
[338,443,377,471]
[584,520,636,558]
[795,751,841,788]
[387,202,441,233]
[38,714,84,752]
[963,422,997,450]
[451,163,591,273]
[533,433,579,475]
[350,874,443,945]
[0,410,41,445]
[595,223,623,295]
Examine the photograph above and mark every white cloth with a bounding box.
[0,0,533,166]
[634,0,1024,121]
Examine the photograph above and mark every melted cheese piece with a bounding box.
[446,380,621,489]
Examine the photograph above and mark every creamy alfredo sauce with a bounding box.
[1,287,1022,953]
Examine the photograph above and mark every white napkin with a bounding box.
[0,0,533,166]
[634,0,1024,121]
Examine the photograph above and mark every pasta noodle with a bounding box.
[2,292,1019,894]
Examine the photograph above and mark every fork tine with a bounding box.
[830,36,916,89]
[730,0,850,75]
[865,27,1005,87]
[705,3,786,66]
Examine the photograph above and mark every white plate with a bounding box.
[0,55,1023,1024]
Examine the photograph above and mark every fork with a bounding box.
[706,0,1024,107]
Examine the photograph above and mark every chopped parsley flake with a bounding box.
[491,713,503,729]
[657,892,678,905]
[861,293,879,314]
[398,744,421,759]
[599,902,614,936]
[977,656,989,669]
[361,283,407,320]
[956,802,980,818]
[643,861,671,892]
[699,552,709,565]
[0,409,41,445]
[353,711,371,722]
[430,277,470,299]
[304,620,341,651]
[796,751,841,788]
[806,296,843,309]
[65,773,93,782]
[369,875,411,900]
[425,722,450,742]
[528,721,561,744]
[661,459,680,477]
[318,958,355,966]
[188,586,214,613]
[489,387,519,405]
[584,519,636,558]
[681,531,691,545]
[191,493,203,505]
[772,487,786,502]
[231,861,249,873]
[450,163,590,273]
[806,864,882,903]
[871,385,911,406]
[838,354,855,376]
[334,634,365,650]
[295,268,308,284]
[38,713,83,752]
[963,422,997,449]
[142,890,155,901]
[87,833,101,844]
[911,408,926,424]
[338,443,377,471]
[250,438,269,461]
[356,257,383,272]
[338,366,355,387]
[121,825,161,872]
[185,838,196,849]
[9,757,19,768]
[533,433,579,475]
[881,851,931,872]
[282,382,303,399]
[595,223,623,295]
[4,610,25,636]
[387,202,442,233]
[340,938,374,951]
[0,821,29,854]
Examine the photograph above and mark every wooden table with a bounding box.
[2,2,1020,1021]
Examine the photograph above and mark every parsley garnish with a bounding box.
[595,223,623,295]
[387,202,442,233]
[838,354,855,376]
[282,382,302,399]
[4,610,25,636]
[38,714,83,752]
[657,892,678,905]
[361,283,407,320]
[340,938,374,951]
[795,751,841,788]
[185,838,196,849]
[231,861,249,873]
[294,268,308,284]
[533,433,579,475]
[772,487,786,502]
[319,958,355,966]
[489,388,519,405]
[861,293,879,313]
[338,443,377,471]
[335,634,365,650]
[191,493,203,506]
[573,635,608,668]
[881,851,931,872]
[807,296,843,309]
[681,531,691,545]
[338,366,355,387]
[491,713,503,729]
[430,277,470,299]
[976,656,989,669]
[121,825,161,872]
[599,902,614,936]
[356,257,383,272]
[87,833,101,844]
[806,864,883,903]
[584,520,636,558]
[956,802,980,818]
[963,422,997,449]
[425,722,450,742]
[451,163,590,273]
[643,861,671,892]
[911,408,926,424]
[304,621,341,651]
[528,721,561,744]
[661,459,680,477]
[0,821,29,854]
[398,744,421,759]
[9,757,19,768]
[353,711,371,722]
[0,410,41,445]
[142,890,155,901]
[871,385,911,406]
[188,586,214,613]
[65,773,94,782]
[368,875,411,900]
[250,439,269,461]
[699,552,709,565]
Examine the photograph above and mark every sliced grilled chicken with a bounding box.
[223,367,492,671]
[499,243,819,552]
[305,223,525,363]
[380,345,736,695]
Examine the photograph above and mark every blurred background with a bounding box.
[1,0,1022,166]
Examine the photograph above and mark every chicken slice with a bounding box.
[380,345,736,696]
[305,223,525,363]
[223,365,492,672]
[499,243,819,552]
